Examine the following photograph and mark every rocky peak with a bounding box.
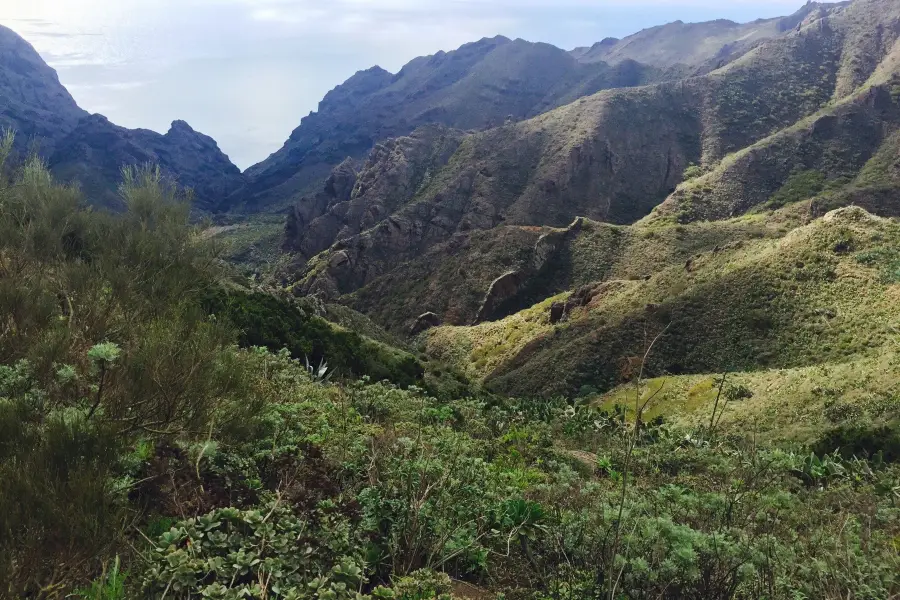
[49,113,244,211]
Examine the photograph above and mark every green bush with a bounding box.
[141,504,367,599]
[202,290,423,386]
[765,169,826,209]
[815,424,900,462]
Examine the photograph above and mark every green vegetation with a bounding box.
[201,289,423,386]
[427,207,900,402]
[2,147,899,600]
[7,1,900,595]
[764,169,827,210]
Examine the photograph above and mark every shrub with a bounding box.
[202,290,423,386]
[814,424,900,462]
[141,504,367,599]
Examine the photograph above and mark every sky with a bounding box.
[1,0,833,170]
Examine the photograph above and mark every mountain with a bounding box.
[0,24,243,210]
[234,2,847,216]
[291,0,898,304]
[262,0,900,406]
[0,24,86,154]
[231,36,660,213]
[571,1,848,75]
[48,116,245,211]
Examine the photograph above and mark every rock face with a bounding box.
[410,312,442,335]
[475,271,527,324]
[284,125,465,260]
[0,25,243,211]
[284,159,359,255]
[230,37,658,212]
[48,116,245,211]
[284,0,900,336]
[0,24,86,154]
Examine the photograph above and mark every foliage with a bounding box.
[815,424,900,463]
[141,504,367,599]
[764,169,826,210]
[682,163,704,180]
[202,289,423,386]
[3,140,900,600]
[75,557,127,600]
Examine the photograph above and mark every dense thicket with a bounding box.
[201,289,423,387]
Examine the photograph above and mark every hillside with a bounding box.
[4,2,900,598]
[572,2,847,74]
[2,155,899,599]
[0,24,86,154]
[287,0,900,310]
[425,206,900,395]
[0,24,243,210]
[48,116,245,211]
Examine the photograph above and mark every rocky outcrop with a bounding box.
[472,218,586,324]
[284,159,358,255]
[475,271,527,324]
[284,126,464,259]
[48,116,245,211]
[410,312,442,335]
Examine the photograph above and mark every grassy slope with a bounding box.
[596,349,900,445]
[425,207,900,408]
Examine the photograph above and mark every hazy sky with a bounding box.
[1,0,830,169]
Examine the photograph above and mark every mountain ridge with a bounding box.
[0,23,244,210]
[230,35,664,213]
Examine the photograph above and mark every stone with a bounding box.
[410,312,442,335]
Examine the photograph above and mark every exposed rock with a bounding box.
[284,126,464,259]
[475,271,526,323]
[410,312,442,335]
[283,159,359,254]
[533,218,584,271]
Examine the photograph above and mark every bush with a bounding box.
[202,290,423,386]
[814,424,900,462]
[141,504,367,599]
[765,169,826,209]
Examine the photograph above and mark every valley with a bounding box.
[1,0,900,597]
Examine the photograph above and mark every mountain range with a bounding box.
[4,0,900,413]
[0,24,244,211]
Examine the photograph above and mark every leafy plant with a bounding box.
[141,504,367,599]
[75,556,127,600]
